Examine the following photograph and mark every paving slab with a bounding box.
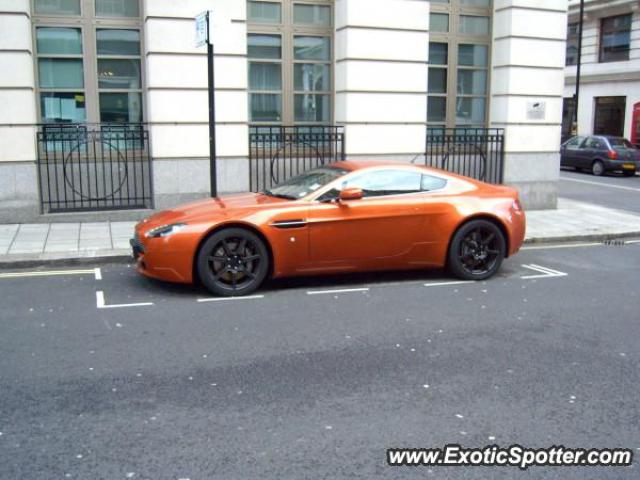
[526,198,640,243]
[0,224,19,240]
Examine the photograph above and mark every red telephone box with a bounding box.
[632,102,640,146]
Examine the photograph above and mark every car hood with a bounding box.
[137,193,289,229]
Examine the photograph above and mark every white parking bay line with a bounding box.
[424,280,474,287]
[94,268,102,280]
[522,242,601,251]
[307,287,370,296]
[96,291,153,309]
[197,295,265,303]
[521,264,568,280]
[0,269,95,279]
[560,176,640,192]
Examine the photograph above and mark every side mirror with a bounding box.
[339,187,363,202]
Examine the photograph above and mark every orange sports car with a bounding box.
[131,161,526,296]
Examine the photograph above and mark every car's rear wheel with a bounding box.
[448,219,506,281]
[592,160,605,176]
[196,228,269,296]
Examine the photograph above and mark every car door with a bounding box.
[307,169,427,264]
[561,136,584,167]
[578,137,600,168]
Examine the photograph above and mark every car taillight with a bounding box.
[608,150,618,160]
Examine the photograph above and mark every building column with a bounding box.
[490,0,568,210]
[143,0,249,208]
[0,0,39,222]
[334,0,429,161]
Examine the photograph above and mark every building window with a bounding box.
[96,29,142,122]
[427,43,447,127]
[566,22,579,66]
[33,0,143,124]
[456,44,488,125]
[36,26,86,123]
[594,96,626,137]
[430,13,449,33]
[428,0,492,129]
[247,0,333,126]
[599,14,631,63]
[35,0,81,15]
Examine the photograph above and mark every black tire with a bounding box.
[448,219,506,281]
[623,170,636,177]
[591,160,605,176]
[196,227,269,296]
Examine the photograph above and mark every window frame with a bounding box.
[565,22,579,66]
[599,14,632,63]
[593,96,626,137]
[428,0,492,129]
[247,0,334,126]
[32,0,145,124]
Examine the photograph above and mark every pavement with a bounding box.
[1,242,639,479]
[1,196,640,266]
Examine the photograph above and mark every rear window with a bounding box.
[421,174,447,191]
[608,138,633,148]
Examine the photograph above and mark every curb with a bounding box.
[0,251,132,270]
[1,232,640,269]
[524,231,640,244]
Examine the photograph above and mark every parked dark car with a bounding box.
[560,135,640,176]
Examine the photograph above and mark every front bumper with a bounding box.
[130,233,145,260]
[130,229,196,284]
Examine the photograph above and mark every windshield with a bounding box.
[264,166,349,200]
[608,138,634,148]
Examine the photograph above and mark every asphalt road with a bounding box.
[559,168,640,214]
[1,242,639,479]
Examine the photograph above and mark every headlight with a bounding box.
[145,223,187,238]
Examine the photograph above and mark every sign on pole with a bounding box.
[195,11,209,47]
[195,11,218,197]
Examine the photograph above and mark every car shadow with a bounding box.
[260,268,452,293]
[560,166,635,178]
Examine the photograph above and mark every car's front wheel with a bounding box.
[623,170,636,177]
[196,228,269,296]
[448,219,506,281]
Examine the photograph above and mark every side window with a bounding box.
[421,174,447,191]
[586,138,604,149]
[343,170,423,197]
[565,136,584,150]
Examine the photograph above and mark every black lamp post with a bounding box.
[572,0,585,135]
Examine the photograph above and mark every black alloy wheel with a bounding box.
[448,219,506,281]
[196,228,269,296]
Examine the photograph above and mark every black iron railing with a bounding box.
[249,125,345,192]
[36,123,153,213]
[424,127,505,184]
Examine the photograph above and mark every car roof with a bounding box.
[328,160,485,186]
